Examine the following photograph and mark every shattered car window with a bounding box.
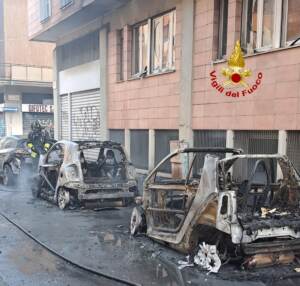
[80,146,128,182]
[47,144,64,164]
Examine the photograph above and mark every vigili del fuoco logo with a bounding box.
[210,41,263,98]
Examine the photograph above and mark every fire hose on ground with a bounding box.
[0,211,141,286]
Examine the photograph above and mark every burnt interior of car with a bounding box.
[147,151,220,232]
[220,157,300,233]
[80,147,127,183]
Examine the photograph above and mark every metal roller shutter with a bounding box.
[60,94,69,140]
[23,113,54,136]
[71,90,100,141]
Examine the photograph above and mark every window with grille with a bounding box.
[130,130,149,170]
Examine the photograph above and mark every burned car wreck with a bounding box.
[0,136,33,186]
[32,140,138,209]
[131,147,300,269]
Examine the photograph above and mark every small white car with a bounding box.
[32,140,138,209]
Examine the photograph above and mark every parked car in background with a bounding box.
[0,136,33,186]
[131,147,300,268]
[31,140,138,210]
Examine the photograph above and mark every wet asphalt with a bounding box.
[0,185,299,286]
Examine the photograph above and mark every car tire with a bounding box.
[130,206,146,236]
[3,164,14,186]
[57,188,70,210]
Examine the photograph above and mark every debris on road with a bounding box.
[178,243,221,273]
[194,243,221,274]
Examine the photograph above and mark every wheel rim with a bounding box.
[58,189,70,210]
[130,207,141,235]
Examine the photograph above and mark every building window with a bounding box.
[60,0,73,9]
[233,130,278,181]
[117,29,124,81]
[109,129,125,146]
[151,11,176,74]
[40,0,51,22]
[217,0,228,59]
[132,22,149,76]
[194,130,227,172]
[132,10,176,76]
[130,130,149,170]
[241,0,300,54]
[155,130,179,173]
[281,0,300,46]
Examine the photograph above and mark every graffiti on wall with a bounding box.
[72,105,100,139]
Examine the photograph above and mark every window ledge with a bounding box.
[212,44,300,65]
[40,16,50,24]
[127,69,176,82]
[60,1,74,10]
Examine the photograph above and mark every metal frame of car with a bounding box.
[139,148,300,257]
[38,140,137,206]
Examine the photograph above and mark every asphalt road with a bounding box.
[0,185,299,286]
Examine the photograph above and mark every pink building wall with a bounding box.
[192,0,300,131]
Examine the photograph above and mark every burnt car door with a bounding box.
[145,152,195,234]
[40,143,65,193]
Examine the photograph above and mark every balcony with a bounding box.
[0,63,53,87]
[29,0,130,42]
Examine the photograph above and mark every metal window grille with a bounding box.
[287,131,300,172]
[233,130,278,182]
[154,130,179,172]
[130,130,149,170]
[40,0,51,22]
[109,129,125,146]
[193,130,227,172]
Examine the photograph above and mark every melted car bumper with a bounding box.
[78,191,134,201]
[63,181,137,201]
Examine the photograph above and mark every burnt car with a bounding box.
[0,136,33,186]
[131,147,300,268]
[32,140,138,210]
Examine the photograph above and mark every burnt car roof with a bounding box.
[181,147,243,155]
[74,140,123,149]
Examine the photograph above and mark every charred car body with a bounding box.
[0,136,33,186]
[131,147,300,268]
[32,140,138,209]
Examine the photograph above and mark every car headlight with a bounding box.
[127,165,137,180]
[65,165,79,180]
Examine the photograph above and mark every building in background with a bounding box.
[27,0,300,179]
[0,0,54,137]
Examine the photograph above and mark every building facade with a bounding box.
[0,0,54,137]
[28,0,300,174]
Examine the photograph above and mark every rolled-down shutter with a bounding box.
[60,94,69,140]
[71,90,100,141]
[23,113,54,136]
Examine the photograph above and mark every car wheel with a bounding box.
[130,206,146,236]
[3,164,14,186]
[57,188,70,210]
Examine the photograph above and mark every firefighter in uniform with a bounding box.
[27,121,51,167]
